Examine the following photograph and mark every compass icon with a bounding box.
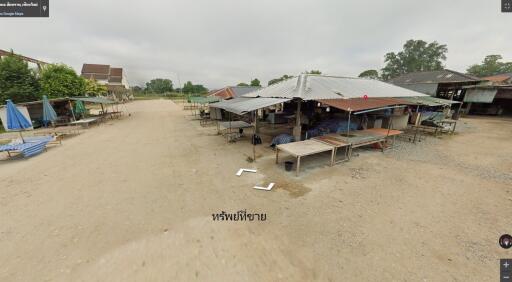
[503,0,512,12]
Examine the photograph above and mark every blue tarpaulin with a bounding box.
[42,95,58,126]
[5,100,32,130]
[306,119,359,139]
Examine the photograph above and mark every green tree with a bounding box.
[145,78,173,93]
[182,81,208,94]
[250,78,261,87]
[307,70,322,74]
[237,82,249,86]
[131,85,143,93]
[85,79,107,96]
[40,64,86,98]
[0,53,40,103]
[381,39,448,81]
[358,69,380,79]
[466,55,512,77]
[268,74,293,86]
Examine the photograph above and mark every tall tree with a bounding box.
[268,74,292,86]
[85,79,108,96]
[0,53,40,103]
[145,78,173,93]
[40,64,86,98]
[182,81,208,94]
[131,85,144,93]
[250,78,261,87]
[466,55,512,77]
[358,70,380,79]
[307,70,322,74]
[381,39,448,81]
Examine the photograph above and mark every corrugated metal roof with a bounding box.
[463,88,497,103]
[400,96,461,106]
[71,97,116,104]
[318,98,411,112]
[397,83,439,96]
[189,96,220,104]
[231,86,260,97]
[243,74,427,100]
[210,97,290,115]
[210,97,251,108]
[389,69,482,84]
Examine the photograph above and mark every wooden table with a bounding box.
[69,117,100,128]
[276,140,335,176]
[336,128,403,157]
[312,135,351,164]
[363,128,403,150]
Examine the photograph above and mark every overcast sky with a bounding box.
[2,0,511,89]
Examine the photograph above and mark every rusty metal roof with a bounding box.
[210,86,260,99]
[482,73,512,84]
[317,97,411,112]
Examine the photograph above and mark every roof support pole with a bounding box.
[254,110,259,134]
[347,111,351,136]
[455,102,463,120]
[68,100,77,122]
[293,100,302,141]
[253,110,257,161]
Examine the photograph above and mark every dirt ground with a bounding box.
[0,99,511,281]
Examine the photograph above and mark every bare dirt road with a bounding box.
[0,99,511,281]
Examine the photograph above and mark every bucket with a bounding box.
[284,161,294,171]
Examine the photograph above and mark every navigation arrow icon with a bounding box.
[236,168,257,176]
[253,183,275,191]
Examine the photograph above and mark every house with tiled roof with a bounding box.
[81,63,130,94]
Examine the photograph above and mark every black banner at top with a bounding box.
[0,0,49,17]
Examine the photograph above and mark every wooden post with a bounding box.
[68,100,76,121]
[254,110,259,134]
[253,110,258,161]
[455,102,463,119]
[296,156,301,176]
[293,100,302,141]
[347,111,352,136]
[253,141,256,162]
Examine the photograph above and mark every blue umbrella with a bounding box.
[42,95,57,126]
[5,99,32,143]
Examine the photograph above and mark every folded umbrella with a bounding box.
[5,99,32,143]
[42,95,57,126]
